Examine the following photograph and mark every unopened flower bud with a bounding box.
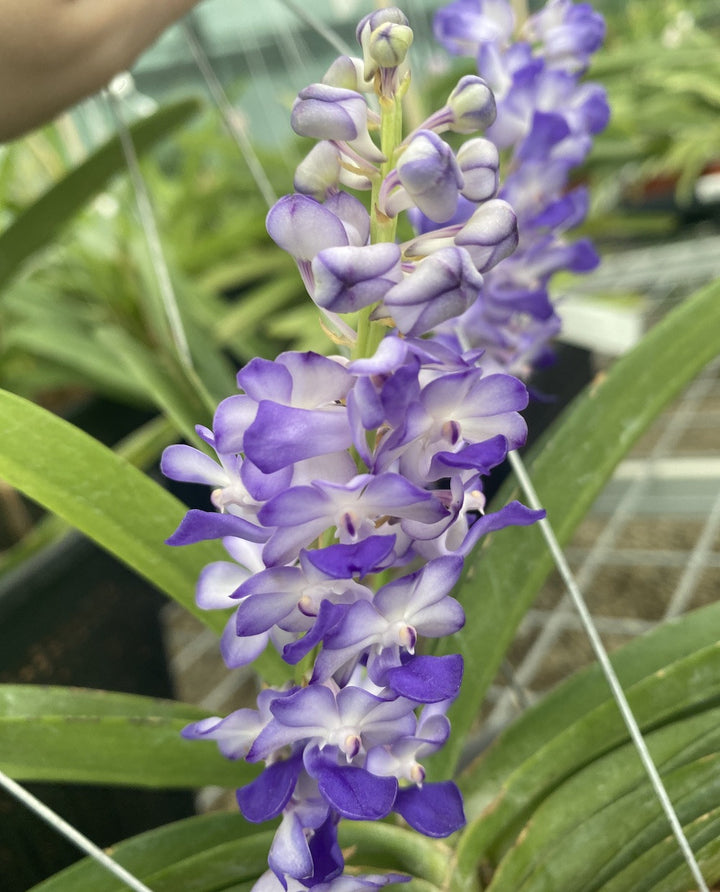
[395,130,462,223]
[356,7,410,48]
[291,84,367,142]
[356,7,411,80]
[291,84,384,163]
[378,246,484,337]
[312,243,402,313]
[446,75,496,133]
[369,23,414,70]
[294,141,341,202]
[455,199,518,273]
[457,138,499,202]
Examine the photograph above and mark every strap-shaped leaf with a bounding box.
[608,809,720,892]
[28,813,273,892]
[338,821,452,887]
[0,100,200,291]
[428,275,720,781]
[0,685,254,788]
[29,811,441,891]
[458,599,720,815]
[482,708,720,890]
[0,387,225,632]
[491,752,720,892]
[452,642,720,887]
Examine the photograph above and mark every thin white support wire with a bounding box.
[230,17,296,177]
[507,449,711,892]
[489,361,720,727]
[0,769,154,892]
[180,22,277,209]
[271,2,313,81]
[103,84,193,369]
[274,0,353,57]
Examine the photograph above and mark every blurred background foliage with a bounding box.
[585,0,720,234]
[1,0,719,418]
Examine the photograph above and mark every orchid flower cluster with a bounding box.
[432,0,609,377]
[161,7,556,891]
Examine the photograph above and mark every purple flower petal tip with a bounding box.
[304,536,396,578]
[387,654,464,703]
[237,756,302,823]
[395,780,466,837]
[166,509,268,546]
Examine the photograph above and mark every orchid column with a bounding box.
[163,8,543,891]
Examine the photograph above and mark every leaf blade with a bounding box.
[0,100,201,291]
[0,685,254,788]
[0,388,225,633]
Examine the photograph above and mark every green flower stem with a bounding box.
[354,92,404,361]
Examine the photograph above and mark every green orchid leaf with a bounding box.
[29,813,273,892]
[1,318,150,406]
[428,275,720,782]
[451,641,720,890]
[338,822,452,888]
[0,100,201,291]
[29,812,440,891]
[0,387,225,633]
[490,752,720,892]
[481,708,720,891]
[613,812,720,892]
[0,685,253,788]
[94,326,212,446]
[458,600,720,817]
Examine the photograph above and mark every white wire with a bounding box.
[0,769,154,892]
[274,0,353,56]
[507,449,710,892]
[180,22,277,209]
[103,85,194,370]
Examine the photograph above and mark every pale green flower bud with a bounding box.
[446,76,496,134]
[368,23,414,70]
[356,7,412,80]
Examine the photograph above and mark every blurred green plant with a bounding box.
[583,0,720,231]
[0,98,318,418]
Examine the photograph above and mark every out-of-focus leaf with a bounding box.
[94,326,212,445]
[0,100,200,290]
[3,321,150,405]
